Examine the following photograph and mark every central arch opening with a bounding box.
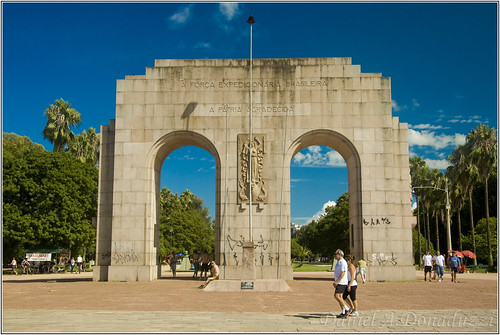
[291,145,349,269]
[287,129,363,268]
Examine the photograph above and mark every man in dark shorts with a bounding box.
[191,252,200,279]
[448,251,461,283]
[200,252,210,281]
[333,249,353,319]
[422,250,433,281]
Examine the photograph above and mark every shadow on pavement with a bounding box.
[3,276,92,283]
[285,313,331,320]
[293,276,331,281]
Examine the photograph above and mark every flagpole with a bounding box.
[247,15,255,242]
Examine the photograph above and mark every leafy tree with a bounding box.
[3,134,98,263]
[467,125,497,267]
[158,188,214,257]
[291,238,311,263]
[3,132,45,153]
[42,98,81,152]
[68,127,100,166]
[296,192,349,258]
[462,217,497,266]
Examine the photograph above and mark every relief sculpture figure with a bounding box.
[238,134,267,203]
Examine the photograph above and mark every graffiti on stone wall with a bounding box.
[363,217,391,226]
[112,241,139,264]
[367,252,398,266]
[226,234,273,266]
[101,250,111,261]
[237,134,267,204]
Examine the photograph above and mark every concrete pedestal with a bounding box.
[203,279,291,292]
[241,242,256,281]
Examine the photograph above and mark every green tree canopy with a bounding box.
[3,132,45,153]
[462,217,497,265]
[158,188,214,257]
[291,238,312,263]
[3,133,98,263]
[296,192,349,258]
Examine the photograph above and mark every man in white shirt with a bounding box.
[333,249,353,319]
[76,255,83,273]
[422,250,433,282]
[434,251,445,282]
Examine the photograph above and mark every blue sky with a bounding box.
[2,2,498,226]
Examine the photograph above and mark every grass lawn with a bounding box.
[292,262,331,272]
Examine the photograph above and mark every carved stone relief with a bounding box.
[237,134,267,203]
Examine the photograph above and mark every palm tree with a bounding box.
[448,145,474,252]
[448,143,479,264]
[467,125,497,268]
[68,127,100,166]
[430,168,446,252]
[448,181,465,251]
[410,156,433,251]
[42,99,82,152]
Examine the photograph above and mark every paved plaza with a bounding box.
[2,270,498,333]
[3,309,497,333]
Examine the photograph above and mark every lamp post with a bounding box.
[247,14,255,242]
[417,195,422,262]
[412,183,452,253]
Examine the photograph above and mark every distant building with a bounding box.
[291,222,300,238]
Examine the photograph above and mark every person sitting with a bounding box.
[198,261,219,289]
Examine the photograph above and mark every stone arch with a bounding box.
[94,57,416,283]
[287,129,363,259]
[147,130,222,271]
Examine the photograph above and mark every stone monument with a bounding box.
[94,57,416,284]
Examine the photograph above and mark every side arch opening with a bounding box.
[287,129,363,261]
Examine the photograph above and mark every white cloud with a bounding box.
[219,3,239,21]
[194,42,212,49]
[449,115,485,124]
[169,5,192,25]
[454,133,466,146]
[412,98,420,108]
[392,100,403,112]
[424,158,451,170]
[325,150,346,167]
[307,201,336,224]
[408,129,466,150]
[409,124,444,130]
[292,146,346,167]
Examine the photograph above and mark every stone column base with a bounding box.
[367,265,416,282]
[203,279,290,292]
[93,265,109,281]
[107,265,158,282]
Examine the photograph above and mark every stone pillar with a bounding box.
[93,120,115,281]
